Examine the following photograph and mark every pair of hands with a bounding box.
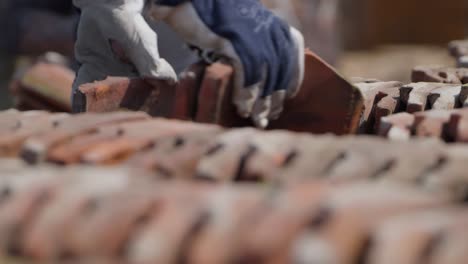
[75,0,305,128]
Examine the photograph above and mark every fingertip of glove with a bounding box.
[253,117,269,129]
[237,108,251,119]
[287,27,305,99]
[234,99,255,119]
[269,110,282,121]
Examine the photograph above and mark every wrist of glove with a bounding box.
[150,0,305,128]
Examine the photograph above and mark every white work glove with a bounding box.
[149,0,305,128]
[72,0,177,113]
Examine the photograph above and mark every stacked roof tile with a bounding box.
[1,110,468,193]
[449,39,468,67]
[10,62,74,112]
[2,38,468,263]
[0,161,467,263]
[79,51,365,135]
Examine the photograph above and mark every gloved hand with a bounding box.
[72,0,177,113]
[149,0,305,128]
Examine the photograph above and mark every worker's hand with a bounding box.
[149,0,305,128]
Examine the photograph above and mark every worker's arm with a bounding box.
[71,0,178,113]
[149,0,305,128]
[73,0,177,82]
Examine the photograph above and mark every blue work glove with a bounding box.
[149,0,305,128]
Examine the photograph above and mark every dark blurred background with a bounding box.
[0,0,467,110]
[0,0,77,109]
